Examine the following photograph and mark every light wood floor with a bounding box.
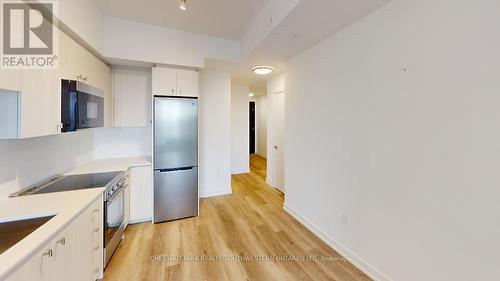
[103,155,371,281]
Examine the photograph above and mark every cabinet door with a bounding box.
[112,68,152,127]
[0,69,22,92]
[59,31,81,81]
[5,245,51,281]
[20,69,61,138]
[75,199,103,281]
[152,67,177,96]
[51,220,78,281]
[177,69,198,97]
[130,166,153,223]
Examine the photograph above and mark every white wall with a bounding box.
[284,1,500,281]
[266,74,285,185]
[231,83,250,174]
[103,17,240,68]
[0,131,94,199]
[256,95,267,158]
[199,70,232,197]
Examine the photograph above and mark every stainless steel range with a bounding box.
[10,171,129,268]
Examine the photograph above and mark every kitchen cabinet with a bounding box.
[129,166,153,223]
[152,67,198,97]
[51,220,78,281]
[0,69,22,92]
[112,68,152,127]
[152,67,177,96]
[19,69,62,138]
[0,27,112,139]
[5,245,51,281]
[177,69,198,97]
[4,195,103,281]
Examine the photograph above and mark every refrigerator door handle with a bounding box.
[155,166,196,173]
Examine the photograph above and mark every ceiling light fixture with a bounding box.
[249,93,255,98]
[180,0,187,10]
[252,66,274,75]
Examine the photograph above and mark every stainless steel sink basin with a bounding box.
[0,215,56,255]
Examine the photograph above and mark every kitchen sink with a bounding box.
[0,215,56,255]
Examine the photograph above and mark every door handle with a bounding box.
[56,237,66,245]
[156,167,194,173]
[274,145,278,149]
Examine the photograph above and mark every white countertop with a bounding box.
[0,189,104,280]
[0,156,152,280]
[66,156,151,175]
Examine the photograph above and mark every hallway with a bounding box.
[103,156,370,281]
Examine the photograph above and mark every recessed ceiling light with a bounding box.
[249,93,255,97]
[252,66,274,76]
[292,34,302,39]
[180,0,187,10]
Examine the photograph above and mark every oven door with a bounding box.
[104,187,124,255]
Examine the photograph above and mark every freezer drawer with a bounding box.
[154,167,198,222]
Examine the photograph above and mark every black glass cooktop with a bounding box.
[33,171,121,194]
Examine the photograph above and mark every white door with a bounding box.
[273,92,285,193]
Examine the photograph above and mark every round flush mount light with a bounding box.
[180,0,187,10]
[249,93,255,98]
[252,66,274,76]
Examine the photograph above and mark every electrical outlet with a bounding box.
[341,213,349,227]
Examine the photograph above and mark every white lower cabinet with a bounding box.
[5,245,51,281]
[129,166,153,223]
[5,195,103,281]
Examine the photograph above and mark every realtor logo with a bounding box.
[1,0,58,69]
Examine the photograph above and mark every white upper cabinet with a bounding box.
[152,67,177,96]
[19,68,62,138]
[152,67,198,97]
[112,68,152,127]
[0,27,112,139]
[177,69,199,97]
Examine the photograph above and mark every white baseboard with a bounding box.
[129,217,152,224]
[283,203,393,281]
[200,187,232,198]
[231,168,250,175]
[256,152,267,159]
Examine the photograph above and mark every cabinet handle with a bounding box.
[92,208,100,214]
[93,246,100,251]
[42,249,53,258]
[83,76,88,82]
[56,237,66,245]
[93,227,100,233]
[171,89,174,93]
[93,268,100,274]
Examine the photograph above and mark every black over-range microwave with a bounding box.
[61,79,104,132]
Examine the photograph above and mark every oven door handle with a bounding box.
[107,186,125,203]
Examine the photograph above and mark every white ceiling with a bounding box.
[208,0,389,93]
[94,0,269,40]
[96,0,389,92]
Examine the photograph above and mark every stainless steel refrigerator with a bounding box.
[153,96,198,223]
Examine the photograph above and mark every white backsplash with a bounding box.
[93,127,152,159]
[0,127,152,199]
[0,130,94,199]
